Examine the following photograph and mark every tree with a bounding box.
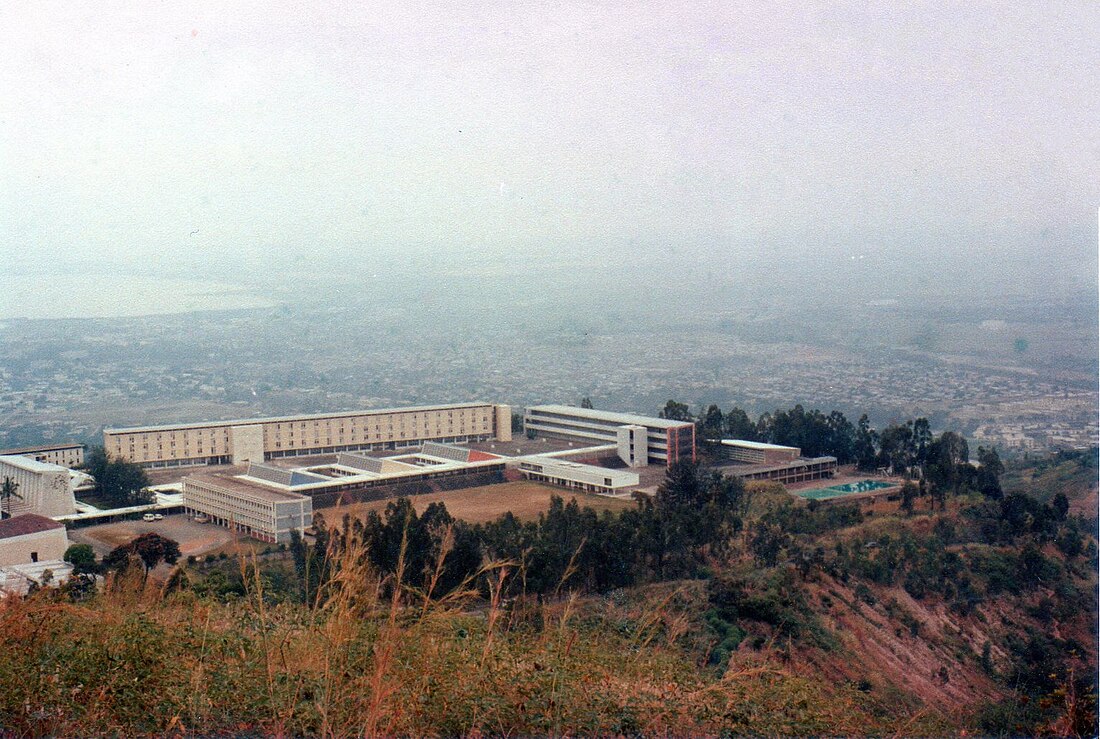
[85,446,153,507]
[927,432,969,497]
[63,543,99,575]
[698,404,724,441]
[899,481,918,515]
[0,477,21,519]
[579,396,594,409]
[724,407,758,441]
[854,414,878,471]
[103,532,181,578]
[658,400,693,422]
[976,447,1004,499]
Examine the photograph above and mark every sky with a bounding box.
[2,1,1097,293]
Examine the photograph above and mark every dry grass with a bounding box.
[322,481,636,524]
[0,534,925,737]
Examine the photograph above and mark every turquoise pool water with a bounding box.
[797,480,896,500]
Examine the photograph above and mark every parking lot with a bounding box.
[69,514,239,558]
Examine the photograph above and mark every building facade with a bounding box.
[105,403,513,469]
[0,514,70,567]
[182,473,313,544]
[720,440,801,465]
[523,404,695,467]
[517,456,639,494]
[0,456,78,518]
[0,443,85,468]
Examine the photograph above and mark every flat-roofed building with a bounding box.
[523,405,695,467]
[0,514,69,567]
[0,456,78,518]
[517,456,639,494]
[106,402,513,469]
[724,456,838,485]
[0,443,85,469]
[720,440,801,465]
[182,472,313,544]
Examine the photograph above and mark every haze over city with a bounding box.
[3,1,1097,306]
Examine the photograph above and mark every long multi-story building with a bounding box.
[0,443,85,469]
[105,403,512,469]
[523,404,695,467]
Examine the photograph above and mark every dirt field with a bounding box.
[315,481,637,525]
[69,515,238,558]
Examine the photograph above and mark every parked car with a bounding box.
[142,513,156,522]
[153,513,164,521]
[194,515,209,524]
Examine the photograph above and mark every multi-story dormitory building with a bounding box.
[0,443,85,469]
[105,403,512,469]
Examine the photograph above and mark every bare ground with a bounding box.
[315,481,636,525]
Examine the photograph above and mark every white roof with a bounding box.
[720,439,800,452]
[105,402,497,434]
[526,404,693,429]
[0,455,67,473]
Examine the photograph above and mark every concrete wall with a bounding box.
[0,457,77,518]
[230,424,265,465]
[0,527,69,568]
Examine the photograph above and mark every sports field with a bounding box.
[315,481,637,525]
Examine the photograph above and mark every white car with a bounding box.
[142,513,156,522]
[153,513,164,521]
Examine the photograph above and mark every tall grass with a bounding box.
[0,532,923,737]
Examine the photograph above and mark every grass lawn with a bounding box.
[315,481,637,525]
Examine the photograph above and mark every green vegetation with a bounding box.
[82,446,153,508]
[0,476,21,518]
[0,442,1093,736]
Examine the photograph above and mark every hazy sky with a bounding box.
[3,1,1097,283]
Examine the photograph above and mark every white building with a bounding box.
[523,405,695,468]
[0,455,78,518]
[517,456,639,494]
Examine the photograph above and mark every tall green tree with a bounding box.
[84,446,152,507]
[724,407,758,441]
[0,477,21,519]
[976,446,1004,499]
[658,400,693,422]
[854,414,879,471]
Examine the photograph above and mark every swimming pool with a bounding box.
[796,479,897,500]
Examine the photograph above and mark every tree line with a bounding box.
[291,461,746,605]
[659,399,1004,490]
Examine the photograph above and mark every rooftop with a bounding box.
[0,455,68,474]
[526,404,693,430]
[0,514,66,539]
[183,469,312,504]
[720,439,801,452]
[105,402,499,434]
[0,443,85,455]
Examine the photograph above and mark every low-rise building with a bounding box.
[720,440,801,465]
[0,455,78,518]
[0,514,70,567]
[517,456,639,495]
